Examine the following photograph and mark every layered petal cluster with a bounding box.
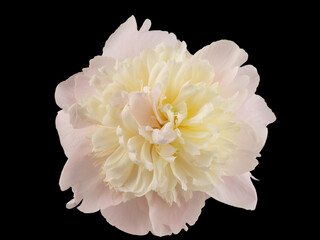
[55,16,275,236]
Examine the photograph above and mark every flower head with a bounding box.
[55,16,276,236]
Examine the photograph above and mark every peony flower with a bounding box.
[55,16,276,236]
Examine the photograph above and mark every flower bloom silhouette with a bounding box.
[55,16,276,236]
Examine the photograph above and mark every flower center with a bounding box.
[78,43,240,205]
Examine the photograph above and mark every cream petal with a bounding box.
[151,83,167,124]
[103,147,135,188]
[128,92,160,128]
[109,89,128,108]
[236,95,276,146]
[55,110,96,157]
[127,135,144,164]
[120,105,139,134]
[147,191,207,236]
[118,165,156,196]
[207,172,257,210]
[138,125,154,142]
[101,197,152,236]
[102,16,179,61]
[55,74,77,110]
[181,103,214,126]
[140,141,154,171]
[193,40,248,72]
[171,82,197,106]
[91,127,119,152]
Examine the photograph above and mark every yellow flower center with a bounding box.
[78,43,240,205]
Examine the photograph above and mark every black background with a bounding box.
[7,2,313,239]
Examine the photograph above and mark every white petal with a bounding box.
[120,105,139,134]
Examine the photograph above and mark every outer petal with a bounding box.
[236,94,276,146]
[59,138,122,213]
[102,16,179,61]
[101,197,152,236]
[207,172,257,210]
[193,40,248,72]
[55,110,96,157]
[225,124,260,175]
[55,74,77,110]
[147,192,207,236]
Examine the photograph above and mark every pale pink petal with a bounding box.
[152,123,177,144]
[102,16,179,61]
[236,94,276,146]
[140,19,151,32]
[58,141,96,191]
[87,56,115,74]
[101,197,152,236]
[59,136,122,213]
[225,124,260,175]
[128,92,160,128]
[218,65,258,96]
[68,103,92,128]
[55,74,77,110]
[193,40,248,72]
[77,179,123,213]
[74,73,96,100]
[226,150,258,175]
[207,172,257,210]
[237,65,260,97]
[55,110,96,157]
[147,192,207,236]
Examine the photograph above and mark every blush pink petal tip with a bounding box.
[55,15,276,236]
